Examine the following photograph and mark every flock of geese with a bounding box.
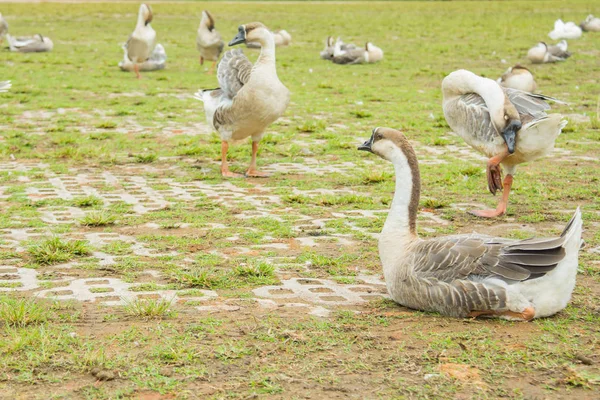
[1,5,596,322]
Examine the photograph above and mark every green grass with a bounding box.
[0,296,48,327]
[79,211,117,226]
[27,237,92,265]
[124,298,177,319]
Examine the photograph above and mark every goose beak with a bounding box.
[501,120,521,154]
[358,133,375,153]
[229,26,246,46]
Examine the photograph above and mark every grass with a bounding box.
[0,1,598,399]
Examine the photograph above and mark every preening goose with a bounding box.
[7,34,53,53]
[527,41,570,64]
[497,65,537,93]
[125,3,156,79]
[549,19,582,40]
[0,81,11,93]
[358,127,583,320]
[0,13,8,42]
[196,10,224,74]
[332,41,383,65]
[442,69,566,218]
[195,22,290,178]
[320,36,357,60]
[119,43,166,72]
[580,14,600,32]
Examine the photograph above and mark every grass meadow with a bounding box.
[0,0,599,398]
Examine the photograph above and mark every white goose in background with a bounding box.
[497,65,537,93]
[125,3,156,79]
[442,69,566,218]
[580,14,600,32]
[527,41,570,64]
[332,40,383,64]
[194,22,290,178]
[0,81,11,92]
[119,43,166,72]
[7,34,53,52]
[358,127,583,320]
[548,19,582,40]
[0,13,8,43]
[196,10,224,74]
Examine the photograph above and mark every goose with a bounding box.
[7,34,53,53]
[0,13,8,43]
[580,14,600,32]
[247,29,291,48]
[497,65,537,93]
[442,69,566,218]
[196,10,224,74]
[332,41,383,65]
[194,22,290,178]
[527,41,570,64]
[119,43,166,72]
[320,36,357,60]
[0,81,10,93]
[548,19,582,40]
[124,3,156,79]
[358,127,583,320]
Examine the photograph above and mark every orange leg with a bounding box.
[245,141,270,178]
[470,174,513,218]
[220,141,243,178]
[134,64,141,79]
[207,61,217,75]
[200,55,204,65]
[469,306,534,321]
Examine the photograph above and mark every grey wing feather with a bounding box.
[217,49,252,99]
[454,93,498,142]
[332,49,365,65]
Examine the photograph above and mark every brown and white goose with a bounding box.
[196,10,224,74]
[580,14,600,32]
[124,3,156,79]
[194,22,290,178]
[527,41,570,64]
[497,65,537,93]
[332,40,383,64]
[442,69,566,218]
[358,127,583,320]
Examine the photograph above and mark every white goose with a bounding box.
[549,19,582,40]
[0,81,11,93]
[196,10,224,74]
[527,41,570,64]
[195,22,290,178]
[358,127,583,320]
[442,69,566,218]
[125,3,156,79]
[320,36,357,60]
[580,14,600,32]
[497,65,537,93]
[119,43,166,72]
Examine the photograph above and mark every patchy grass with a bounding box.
[27,237,92,265]
[123,298,177,319]
[79,211,117,226]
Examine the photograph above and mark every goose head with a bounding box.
[201,10,215,31]
[494,98,521,154]
[229,22,269,46]
[358,127,416,166]
[139,3,153,26]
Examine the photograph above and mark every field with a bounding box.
[1,0,599,398]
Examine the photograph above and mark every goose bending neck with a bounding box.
[443,69,506,118]
[384,150,420,238]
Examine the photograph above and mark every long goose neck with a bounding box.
[136,8,146,29]
[383,150,420,238]
[443,70,506,117]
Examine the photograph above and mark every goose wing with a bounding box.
[450,93,497,143]
[217,49,252,99]
[332,48,365,65]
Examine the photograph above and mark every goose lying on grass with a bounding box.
[497,65,537,93]
[196,10,224,74]
[527,41,570,64]
[549,19,582,40]
[195,22,290,178]
[320,36,357,60]
[580,14,600,32]
[442,69,566,218]
[124,3,156,79]
[332,40,383,64]
[358,127,583,320]
[7,34,53,52]
[119,43,166,72]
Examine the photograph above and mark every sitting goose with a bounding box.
[332,41,383,64]
[124,3,156,79]
[0,13,8,43]
[7,34,53,52]
[196,10,224,74]
[527,41,570,64]
[320,36,357,60]
[358,127,583,320]
[549,19,582,40]
[0,81,11,93]
[119,43,166,72]
[442,69,566,218]
[497,65,537,93]
[580,14,600,32]
[195,22,290,178]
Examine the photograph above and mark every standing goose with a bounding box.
[442,69,566,218]
[195,22,290,178]
[196,10,224,74]
[358,127,583,320]
[7,34,53,53]
[527,41,570,64]
[332,41,383,65]
[125,3,156,79]
[497,65,537,93]
[0,81,11,93]
[580,15,600,32]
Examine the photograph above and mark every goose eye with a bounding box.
[504,114,509,121]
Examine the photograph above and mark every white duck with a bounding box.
[125,3,156,79]
[195,22,290,178]
[548,19,582,40]
[527,41,570,64]
[196,10,224,74]
[119,43,166,72]
[580,14,600,32]
[442,69,566,218]
[332,40,383,64]
[0,81,11,93]
[358,127,582,320]
[7,34,53,52]
[497,65,537,93]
